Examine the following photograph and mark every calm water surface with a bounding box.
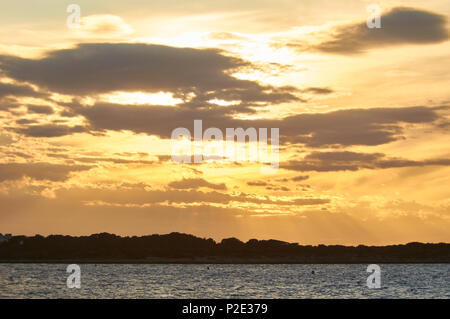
[0,264,449,298]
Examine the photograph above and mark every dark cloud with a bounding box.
[60,110,78,118]
[282,151,450,172]
[1,150,32,160]
[0,162,92,182]
[15,124,86,137]
[247,181,268,186]
[1,43,443,148]
[77,103,439,147]
[77,102,235,137]
[247,180,292,191]
[27,105,54,114]
[169,178,227,190]
[0,99,22,112]
[0,82,44,98]
[280,106,438,147]
[266,185,291,192]
[47,152,154,165]
[302,87,333,95]
[315,7,449,54]
[15,119,39,125]
[0,43,300,107]
[72,156,155,165]
[49,186,328,207]
[305,151,384,162]
[156,155,174,162]
[291,175,309,182]
[113,152,148,157]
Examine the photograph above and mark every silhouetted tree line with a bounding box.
[0,232,449,262]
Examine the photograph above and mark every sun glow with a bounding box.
[208,99,241,106]
[101,91,183,106]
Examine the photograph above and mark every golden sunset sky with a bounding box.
[0,0,449,244]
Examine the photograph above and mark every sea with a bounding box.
[0,263,449,298]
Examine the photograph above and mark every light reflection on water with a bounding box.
[0,264,449,298]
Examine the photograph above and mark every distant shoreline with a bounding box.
[1,232,449,264]
[1,257,449,264]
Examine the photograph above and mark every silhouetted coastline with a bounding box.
[0,232,449,263]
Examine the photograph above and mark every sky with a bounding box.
[0,0,449,245]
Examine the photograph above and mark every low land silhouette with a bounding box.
[0,232,449,263]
